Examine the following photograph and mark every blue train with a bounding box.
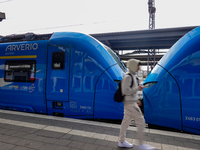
[143,26,200,135]
[0,32,126,120]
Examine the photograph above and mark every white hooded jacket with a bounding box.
[121,59,140,106]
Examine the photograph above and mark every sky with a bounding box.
[1,0,200,36]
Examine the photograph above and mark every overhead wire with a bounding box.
[0,0,12,4]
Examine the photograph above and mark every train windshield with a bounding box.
[104,45,126,72]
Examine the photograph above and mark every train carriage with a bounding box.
[0,32,126,120]
[143,26,200,135]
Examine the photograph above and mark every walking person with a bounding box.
[118,59,155,150]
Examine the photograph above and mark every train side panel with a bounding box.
[167,51,200,133]
[144,26,200,134]
[0,41,48,113]
[159,27,200,133]
[143,65,182,130]
[94,64,124,120]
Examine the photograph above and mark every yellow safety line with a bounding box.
[0,55,37,59]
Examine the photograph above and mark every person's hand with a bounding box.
[137,102,142,106]
[139,85,144,91]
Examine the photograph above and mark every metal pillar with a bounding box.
[148,0,156,30]
[147,0,156,74]
[147,49,156,74]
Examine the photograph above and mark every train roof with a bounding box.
[0,33,53,43]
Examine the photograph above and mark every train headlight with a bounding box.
[143,82,157,88]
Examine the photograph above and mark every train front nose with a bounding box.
[143,65,182,130]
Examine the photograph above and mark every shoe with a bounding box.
[130,120,137,126]
[138,144,155,150]
[118,140,133,148]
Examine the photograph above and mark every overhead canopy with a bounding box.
[91,26,198,50]
[90,26,198,62]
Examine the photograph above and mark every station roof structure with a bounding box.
[90,26,198,62]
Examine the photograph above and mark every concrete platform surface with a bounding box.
[0,109,199,150]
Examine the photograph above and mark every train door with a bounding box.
[46,45,70,116]
[68,48,96,117]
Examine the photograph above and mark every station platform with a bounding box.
[0,109,199,150]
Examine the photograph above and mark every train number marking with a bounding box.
[185,116,200,122]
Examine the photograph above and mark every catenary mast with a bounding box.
[147,0,156,74]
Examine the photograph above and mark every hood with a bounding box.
[127,59,140,73]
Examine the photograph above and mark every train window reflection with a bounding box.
[172,82,177,93]
[73,77,81,89]
[165,81,170,92]
[103,80,109,90]
[194,79,200,97]
[182,79,192,97]
[85,77,91,89]
[52,52,65,69]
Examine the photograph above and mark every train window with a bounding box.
[52,52,65,69]
[103,45,126,72]
[4,60,36,82]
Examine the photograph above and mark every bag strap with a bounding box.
[127,73,134,88]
